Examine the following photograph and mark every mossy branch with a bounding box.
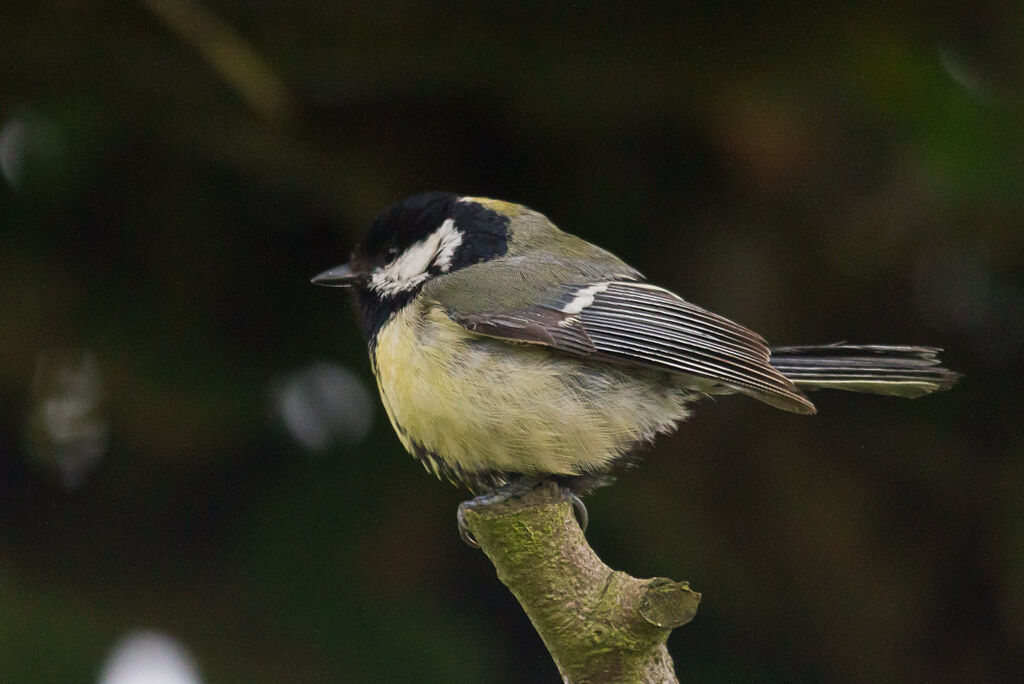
[459,481,701,683]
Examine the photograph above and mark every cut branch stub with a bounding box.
[459,481,701,684]
[639,579,701,628]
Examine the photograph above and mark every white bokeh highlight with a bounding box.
[272,361,374,452]
[98,630,202,684]
[29,350,110,489]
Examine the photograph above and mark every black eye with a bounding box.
[384,246,399,259]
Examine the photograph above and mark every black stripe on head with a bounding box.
[353,192,510,273]
[357,192,459,268]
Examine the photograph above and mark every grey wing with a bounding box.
[440,274,815,414]
[577,282,815,413]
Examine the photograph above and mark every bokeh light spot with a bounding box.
[272,362,375,452]
[27,350,110,489]
[98,630,202,684]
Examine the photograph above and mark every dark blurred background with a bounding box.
[2,1,1023,682]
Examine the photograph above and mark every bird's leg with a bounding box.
[457,476,589,548]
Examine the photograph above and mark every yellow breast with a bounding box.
[371,299,693,483]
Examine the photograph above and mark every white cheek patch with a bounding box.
[433,219,462,272]
[370,219,462,296]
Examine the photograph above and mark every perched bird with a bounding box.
[313,192,958,507]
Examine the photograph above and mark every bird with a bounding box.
[312,192,958,536]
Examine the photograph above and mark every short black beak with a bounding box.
[311,262,358,287]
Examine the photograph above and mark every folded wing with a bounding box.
[429,268,815,414]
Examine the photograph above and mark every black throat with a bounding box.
[355,287,417,350]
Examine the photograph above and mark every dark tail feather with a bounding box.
[769,344,960,398]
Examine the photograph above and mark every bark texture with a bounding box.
[459,482,700,683]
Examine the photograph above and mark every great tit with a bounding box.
[313,192,958,496]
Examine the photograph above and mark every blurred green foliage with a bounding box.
[2,1,1023,682]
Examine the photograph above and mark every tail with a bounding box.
[769,344,960,398]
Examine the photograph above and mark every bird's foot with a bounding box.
[457,477,588,548]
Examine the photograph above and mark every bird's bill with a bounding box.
[311,262,358,287]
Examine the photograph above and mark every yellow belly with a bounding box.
[371,300,693,484]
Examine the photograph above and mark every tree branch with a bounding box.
[459,481,701,683]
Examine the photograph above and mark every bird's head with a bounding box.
[313,193,528,338]
[312,192,518,298]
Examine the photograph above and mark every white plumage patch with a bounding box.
[433,218,462,271]
[560,282,610,314]
[370,219,462,296]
